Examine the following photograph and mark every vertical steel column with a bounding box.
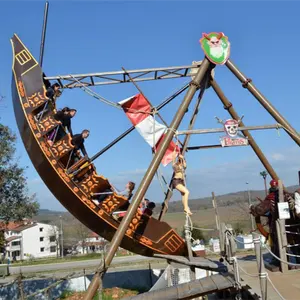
[83,58,211,300]
[252,232,267,300]
[39,1,49,67]
[158,73,209,221]
[210,79,279,181]
[226,59,300,146]
[246,185,256,231]
[276,180,288,273]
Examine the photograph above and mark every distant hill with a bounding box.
[154,185,299,214]
[36,185,298,221]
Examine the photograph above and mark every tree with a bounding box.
[260,171,268,196]
[0,124,39,246]
[49,222,61,258]
[63,217,91,253]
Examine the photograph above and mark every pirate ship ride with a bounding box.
[11,25,300,259]
[11,34,189,257]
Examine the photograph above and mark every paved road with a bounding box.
[9,255,159,275]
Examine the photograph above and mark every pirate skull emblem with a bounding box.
[224,119,239,137]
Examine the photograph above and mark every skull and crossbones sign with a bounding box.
[215,116,245,138]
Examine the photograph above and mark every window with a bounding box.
[50,246,56,253]
[11,241,20,246]
[40,247,44,252]
[49,236,56,242]
[40,237,44,242]
[39,228,43,232]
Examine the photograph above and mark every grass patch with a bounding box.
[11,252,129,267]
[59,288,139,299]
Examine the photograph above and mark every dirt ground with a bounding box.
[62,287,139,299]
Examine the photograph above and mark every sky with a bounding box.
[0,1,299,211]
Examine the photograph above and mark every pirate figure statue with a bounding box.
[172,152,192,215]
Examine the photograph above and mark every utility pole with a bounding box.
[60,216,64,258]
[246,182,255,231]
[211,192,220,231]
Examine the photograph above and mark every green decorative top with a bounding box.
[199,32,230,65]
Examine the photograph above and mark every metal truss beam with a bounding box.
[44,64,201,88]
[176,124,282,136]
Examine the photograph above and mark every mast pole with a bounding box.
[83,58,211,300]
[39,1,49,67]
[226,59,300,146]
[210,79,279,180]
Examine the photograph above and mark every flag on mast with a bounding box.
[119,94,179,166]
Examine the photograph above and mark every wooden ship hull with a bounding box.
[11,34,188,257]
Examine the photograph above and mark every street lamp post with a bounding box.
[59,216,64,258]
[246,182,256,231]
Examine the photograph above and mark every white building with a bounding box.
[4,221,60,261]
[76,232,106,254]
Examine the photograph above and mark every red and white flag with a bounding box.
[119,94,179,166]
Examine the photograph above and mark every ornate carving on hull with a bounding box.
[57,167,71,183]
[27,91,47,109]
[139,236,153,246]
[39,115,60,135]
[127,210,143,238]
[51,134,73,158]
[164,233,183,253]
[40,141,52,158]
[102,195,121,214]
[79,171,102,194]
[82,196,96,210]
[28,114,37,130]
[17,80,25,98]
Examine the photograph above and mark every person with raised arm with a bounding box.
[172,152,191,215]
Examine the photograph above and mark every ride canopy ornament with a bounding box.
[200,32,230,65]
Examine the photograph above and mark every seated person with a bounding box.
[93,181,135,203]
[46,83,62,110]
[143,201,156,217]
[47,107,77,146]
[37,83,62,121]
[71,129,90,163]
[54,107,77,137]
[140,198,150,213]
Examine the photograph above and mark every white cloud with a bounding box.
[271,153,286,161]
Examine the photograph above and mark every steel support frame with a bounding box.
[210,80,280,181]
[226,59,300,146]
[45,64,203,88]
[83,58,212,300]
[176,124,282,136]
[158,74,209,221]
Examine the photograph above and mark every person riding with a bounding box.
[54,107,77,137]
[172,152,191,215]
[140,198,150,212]
[95,181,136,203]
[71,129,90,162]
[47,107,77,146]
[46,83,62,110]
[143,202,156,217]
[111,181,135,200]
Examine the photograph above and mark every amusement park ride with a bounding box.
[10,2,300,299]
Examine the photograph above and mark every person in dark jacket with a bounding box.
[143,202,156,217]
[47,107,77,146]
[46,83,61,110]
[54,107,77,137]
[71,129,90,162]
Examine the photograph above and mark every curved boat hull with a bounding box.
[11,34,188,257]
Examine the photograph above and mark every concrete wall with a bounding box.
[0,268,160,300]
